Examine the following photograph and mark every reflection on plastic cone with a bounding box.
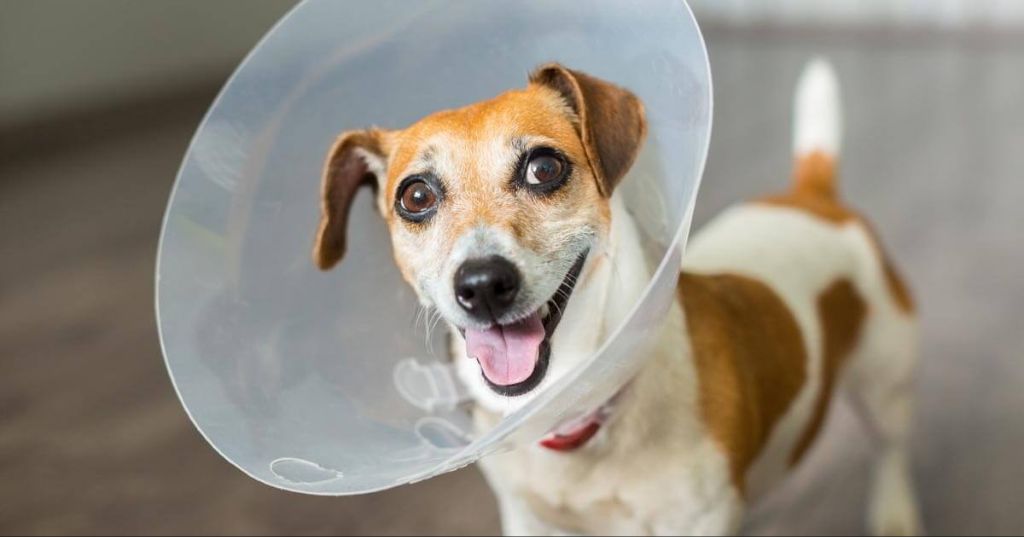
[157,0,711,495]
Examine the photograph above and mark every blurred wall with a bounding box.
[3,0,1019,133]
[690,0,1024,27]
[0,0,296,129]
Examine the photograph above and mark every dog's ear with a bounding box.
[530,63,647,196]
[313,128,391,270]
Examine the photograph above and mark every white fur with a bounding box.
[481,200,921,536]
[472,194,746,535]
[683,204,921,525]
[472,59,920,536]
[453,193,651,415]
[793,58,842,158]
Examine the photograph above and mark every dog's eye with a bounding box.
[400,180,437,214]
[517,148,571,193]
[526,154,566,185]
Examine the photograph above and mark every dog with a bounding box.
[313,59,922,536]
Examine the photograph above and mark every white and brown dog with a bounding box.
[313,59,922,536]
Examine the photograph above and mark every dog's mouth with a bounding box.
[459,251,588,397]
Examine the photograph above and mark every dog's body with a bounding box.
[315,60,921,536]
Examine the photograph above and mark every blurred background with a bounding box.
[1,0,1022,535]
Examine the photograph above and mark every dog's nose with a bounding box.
[454,256,521,321]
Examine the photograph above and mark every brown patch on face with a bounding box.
[313,128,391,269]
[384,87,586,196]
[379,84,610,272]
[755,152,915,314]
[790,278,867,466]
[678,272,807,494]
[314,65,643,321]
[529,64,647,196]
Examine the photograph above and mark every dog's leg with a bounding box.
[493,490,589,537]
[845,314,923,536]
[852,384,922,537]
[479,458,564,537]
[648,498,744,536]
[867,436,921,537]
[671,498,745,537]
[493,492,555,537]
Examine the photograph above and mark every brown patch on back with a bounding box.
[759,151,855,224]
[789,278,868,465]
[756,151,915,314]
[861,220,916,313]
[678,272,807,494]
[883,261,914,313]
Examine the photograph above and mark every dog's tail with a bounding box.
[792,57,842,198]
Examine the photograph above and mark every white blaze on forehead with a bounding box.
[424,133,464,182]
[387,124,600,335]
[479,133,562,182]
[450,226,519,262]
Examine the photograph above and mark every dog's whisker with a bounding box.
[420,306,438,351]
[413,304,427,331]
[425,308,446,354]
[548,298,566,319]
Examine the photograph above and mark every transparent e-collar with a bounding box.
[156,0,711,495]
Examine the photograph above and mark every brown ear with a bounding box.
[313,128,390,270]
[530,63,647,196]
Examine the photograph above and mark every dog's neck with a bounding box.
[520,190,653,411]
[530,194,651,447]
[559,192,652,352]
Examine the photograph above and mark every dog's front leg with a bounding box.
[492,489,569,537]
[648,484,745,537]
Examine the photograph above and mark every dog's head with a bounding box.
[314,63,646,402]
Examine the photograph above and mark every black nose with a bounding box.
[454,256,521,321]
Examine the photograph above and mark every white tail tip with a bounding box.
[793,57,842,158]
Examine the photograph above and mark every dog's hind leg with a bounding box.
[843,308,923,536]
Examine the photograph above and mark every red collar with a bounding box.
[538,389,625,452]
[539,419,603,452]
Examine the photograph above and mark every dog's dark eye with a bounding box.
[514,147,571,194]
[400,180,437,213]
[395,173,444,221]
[526,154,565,185]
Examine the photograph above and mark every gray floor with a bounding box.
[1,28,1022,536]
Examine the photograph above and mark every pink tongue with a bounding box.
[465,313,545,386]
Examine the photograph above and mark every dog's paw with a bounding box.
[867,463,924,536]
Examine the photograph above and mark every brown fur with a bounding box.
[530,64,648,196]
[312,64,652,277]
[314,129,390,269]
[677,272,808,493]
[789,278,868,465]
[686,151,908,481]
[760,151,855,224]
[312,65,911,520]
[380,82,610,282]
[312,64,651,337]
[759,151,914,313]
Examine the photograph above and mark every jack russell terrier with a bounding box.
[313,59,922,536]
